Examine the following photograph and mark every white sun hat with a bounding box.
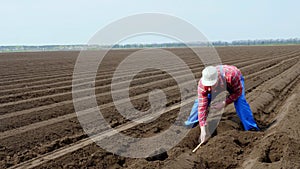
[201,66,218,86]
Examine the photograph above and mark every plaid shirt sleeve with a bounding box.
[225,67,243,105]
[197,81,209,127]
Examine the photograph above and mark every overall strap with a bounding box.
[219,65,225,83]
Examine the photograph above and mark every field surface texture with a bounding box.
[0,46,299,169]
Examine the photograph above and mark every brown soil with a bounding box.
[0,45,299,169]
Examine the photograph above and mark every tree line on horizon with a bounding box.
[1,38,300,52]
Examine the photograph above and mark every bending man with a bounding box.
[186,65,260,144]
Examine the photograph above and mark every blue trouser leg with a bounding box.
[234,76,260,131]
[184,99,199,127]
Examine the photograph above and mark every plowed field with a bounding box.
[0,45,299,169]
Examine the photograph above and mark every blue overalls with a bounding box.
[185,67,259,131]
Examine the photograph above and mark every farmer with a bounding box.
[185,65,259,144]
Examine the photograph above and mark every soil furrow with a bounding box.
[1,53,298,168]
[1,54,297,134]
[1,47,297,90]
[1,46,300,169]
[1,51,296,100]
[0,54,297,132]
[1,54,298,115]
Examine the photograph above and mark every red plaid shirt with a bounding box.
[198,65,243,126]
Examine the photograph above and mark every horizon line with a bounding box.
[1,37,300,47]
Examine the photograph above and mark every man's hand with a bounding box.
[211,101,225,111]
[200,126,210,144]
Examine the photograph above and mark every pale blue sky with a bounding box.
[1,0,299,45]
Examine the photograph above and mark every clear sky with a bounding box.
[1,0,299,45]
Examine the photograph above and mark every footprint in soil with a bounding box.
[146,148,168,161]
[260,143,284,163]
[233,138,250,148]
[258,134,287,163]
[257,119,277,131]
[163,153,208,169]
